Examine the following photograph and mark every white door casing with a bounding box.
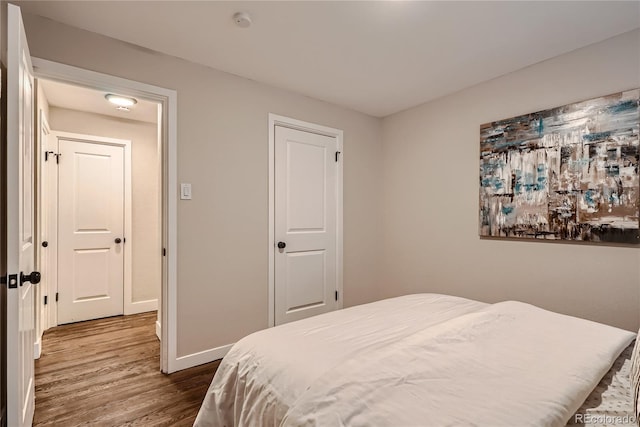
[272,119,343,325]
[56,133,130,324]
[6,4,36,426]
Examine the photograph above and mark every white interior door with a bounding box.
[274,126,339,325]
[6,4,37,426]
[35,112,51,359]
[57,135,125,324]
[40,117,57,331]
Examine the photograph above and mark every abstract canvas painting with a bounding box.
[479,89,639,244]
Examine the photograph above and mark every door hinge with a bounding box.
[44,295,48,305]
[335,151,341,162]
[46,152,61,163]
[56,292,59,302]
[335,290,339,301]
[162,248,166,256]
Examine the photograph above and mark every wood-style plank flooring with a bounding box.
[34,311,220,426]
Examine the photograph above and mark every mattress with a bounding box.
[195,294,636,427]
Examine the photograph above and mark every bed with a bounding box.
[195,294,639,427]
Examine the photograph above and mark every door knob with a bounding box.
[277,241,286,249]
[42,241,48,248]
[115,238,122,244]
[20,271,41,286]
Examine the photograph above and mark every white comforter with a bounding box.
[194,294,635,427]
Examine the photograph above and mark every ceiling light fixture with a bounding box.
[105,94,137,107]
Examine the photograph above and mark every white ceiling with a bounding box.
[39,79,158,123]
[18,1,640,117]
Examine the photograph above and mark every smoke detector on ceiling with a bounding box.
[233,12,252,28]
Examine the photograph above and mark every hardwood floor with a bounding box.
[34,312,220,426]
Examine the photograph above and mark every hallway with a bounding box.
[34,312,219,426]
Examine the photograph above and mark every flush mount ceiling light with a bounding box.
[105,94,137,107]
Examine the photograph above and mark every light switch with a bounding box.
[180,183,192,200]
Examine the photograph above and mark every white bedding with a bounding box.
[569,342,636,426]
[195,294,635,427]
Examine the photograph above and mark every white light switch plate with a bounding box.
[180,183,192,200]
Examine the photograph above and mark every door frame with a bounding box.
[31,58,179,373]
[52,131,132,324]
[267,114,344,327]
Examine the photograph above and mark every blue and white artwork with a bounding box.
[479,89,639,244]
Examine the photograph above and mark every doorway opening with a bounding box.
[36,77,161,360]
[31,58,178,373]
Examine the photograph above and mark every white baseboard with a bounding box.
[124,298,158,315]
[172,343,233,372]
[34,338,42,360]
[155,320,161,341]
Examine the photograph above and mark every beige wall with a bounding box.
[48,107,161,304]
[22,14,383,356]
[381,29,640,331]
